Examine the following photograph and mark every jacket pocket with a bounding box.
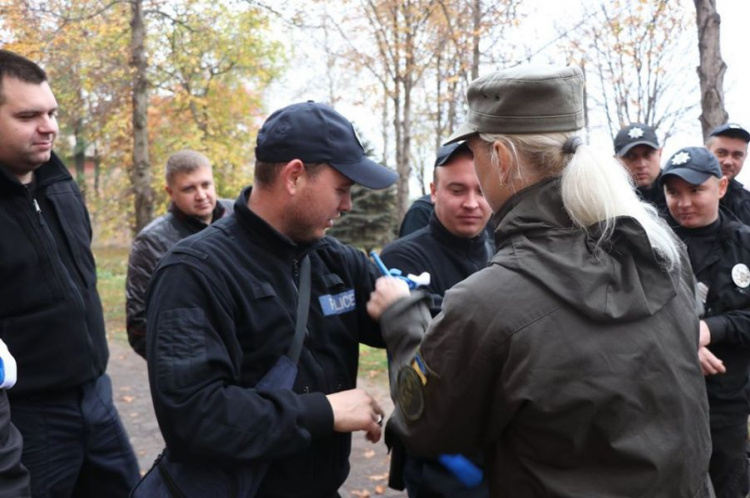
[46,183,96,288]
[155,308,207,390]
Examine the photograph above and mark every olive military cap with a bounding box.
[446,65,585,143]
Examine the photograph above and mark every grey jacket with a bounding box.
[125,199,231,358]
[382,178,712,497]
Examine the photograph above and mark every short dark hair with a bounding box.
[254,161,327,187]
[0,50,48,105]
[165,149,212,186]
[433,147,473,184]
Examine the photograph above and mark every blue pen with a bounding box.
[369,251,483,489]
[370,251,430,290]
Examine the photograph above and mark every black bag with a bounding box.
[130,257,312,498]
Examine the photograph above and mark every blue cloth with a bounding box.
[10,374,139,498]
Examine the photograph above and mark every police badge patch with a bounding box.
[731,263,750,289]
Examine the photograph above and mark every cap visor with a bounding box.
[330,157,398,189]
[616,140,659,157]
[661,169,713,187]
[444,122,478,145]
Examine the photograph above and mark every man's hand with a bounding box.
[698,346,725,376]
[326,389,385,443]
[699,320,711,347]
[367,276,410,321]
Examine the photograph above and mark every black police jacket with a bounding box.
[720,178,750,226]
[674,211,750,427]
[0,153,108,397]
[126,199,231,359]
[146,187,384,498]
[382,213,493,314]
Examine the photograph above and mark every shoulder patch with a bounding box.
[397,365,425,422]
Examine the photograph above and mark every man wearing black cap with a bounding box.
[706,123,750,225]
[145,101,397,497]
[379,141,492,497]
[662,146,750,498]
[613,123,667,213]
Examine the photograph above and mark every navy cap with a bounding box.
[255,101,398,189]
[434,142,471,167]
[661,147,722,186]
[614,123,659,157]
[709,123,750,143]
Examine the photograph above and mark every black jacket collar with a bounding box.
[232,186,321,261]
[169,198,228,231]
[428,211,488,252]
[0,152,71,195]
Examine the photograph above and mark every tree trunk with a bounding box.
[130,0,153,234]
[74,120,86,202]
[694,0,728,141]
[471,0,481,80]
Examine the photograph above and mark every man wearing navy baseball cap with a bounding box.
[613,123,667,213]
[662,146,750,498]
[145,101,397,497]
[705,123,750,225]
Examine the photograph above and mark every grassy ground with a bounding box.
[93,246,389,377]
[95,246,130,344]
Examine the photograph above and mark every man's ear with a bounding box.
[718,176,729,199]
[165,184,174,199]
[429,181,437,203]
[279,159,306,195]
[491,140,513,184]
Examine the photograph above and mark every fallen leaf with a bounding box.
[350,490,371,497]
[121,395,135,403]
[367,473,388,481]
[375,485,385,494]
[363,449,375,458]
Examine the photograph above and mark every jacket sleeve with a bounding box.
[341,244,386,349]
[146,259,334,462]
[126,231,168,359]
[381,284,504,457]
[704,310,750,346]
[0,391,29,498]
[381,245,442,314]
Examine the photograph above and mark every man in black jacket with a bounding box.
[613,122,667,213]
[126,149,231,359]
[146,101,397,497]
[380,141,492,497]
[0,50,139,496]
[705,123,750,225]
[662,146,750,498]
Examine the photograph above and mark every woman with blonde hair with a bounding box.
[368,65,712,497]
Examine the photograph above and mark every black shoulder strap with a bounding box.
[287,255,311,365]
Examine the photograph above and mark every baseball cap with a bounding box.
[613,123,659,157]
[446,65,584,143]
[255,101,398,189]
[434,142,471,167]
[660,147,722,187]
[709,123,750,143]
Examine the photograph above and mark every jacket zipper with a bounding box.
[29,192,95,367]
